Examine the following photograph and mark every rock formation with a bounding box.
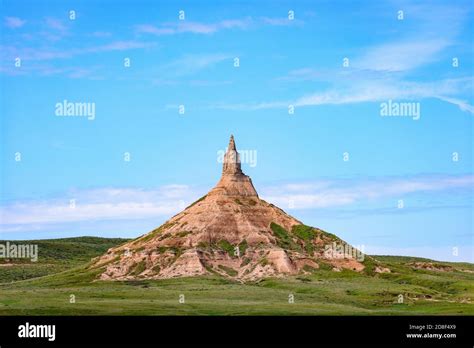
[92,135,379,281]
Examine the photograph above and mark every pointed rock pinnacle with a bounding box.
[229,134,236,150]
[223,134,243,175]
[211,135,258,197]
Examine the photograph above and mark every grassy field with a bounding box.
[0,237,129,283]
[0,237,472,315]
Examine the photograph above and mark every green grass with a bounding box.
[0,236,128,264]
[0,237,128,283]
[1,263,472,315]
[291,225,317,254]
[0,237,472,315]
[291,225,317,241]
[217,240,235,256]
[270,223,301,251]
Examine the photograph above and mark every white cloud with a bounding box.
[292,77,474,114]
[214,76,474,114]
[435,96,474,114]
[353,39,449,72]
[209,100,288,111]
[0,186,199,229]
[261,17,303,26]
[45,17,67,31]
[4,16,26,29]
[93,40,153,52]
[160,53,232,76]
[135,18,252,36]
[352,2,467,73]
[90,31,112,38]
[261,175,474,210]
[0,40,155,62]
[134,24,175,35]
[177,21,219,34]
[276,67,321,81]
[135,16,302,36]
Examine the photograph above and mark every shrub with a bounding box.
[292,225,316,241]
[217,240,234,255]
[270,223,301,251]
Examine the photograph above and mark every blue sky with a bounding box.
[0,0,473,262]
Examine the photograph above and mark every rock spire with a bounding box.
[210,135,258,197]
[222,135,243,175]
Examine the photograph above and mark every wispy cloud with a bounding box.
[38,65,103,79]
[275,67,321,81]
[261,16,303,26]
[211,76,474,111]
[352,2,467,72]
[40,17,70,41]
[90,31,112,38]
[0,38,155,79]
[189,79,233,87]
[292,77,474,112]
[261,174,474,210]
[209,100,287,111]
[44,17,67,31]
[135,16,301,36]
[94,40,152,51]
[435,95,474,113]
[158,53,232,77]
[0,40,155,65]
[153,78,233,88]
[4,16,26,29]
[353,39,450,72]
[0,185,198,229]
[135,18,252,36]
[134,24,175,35]
[215,66,473,114]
